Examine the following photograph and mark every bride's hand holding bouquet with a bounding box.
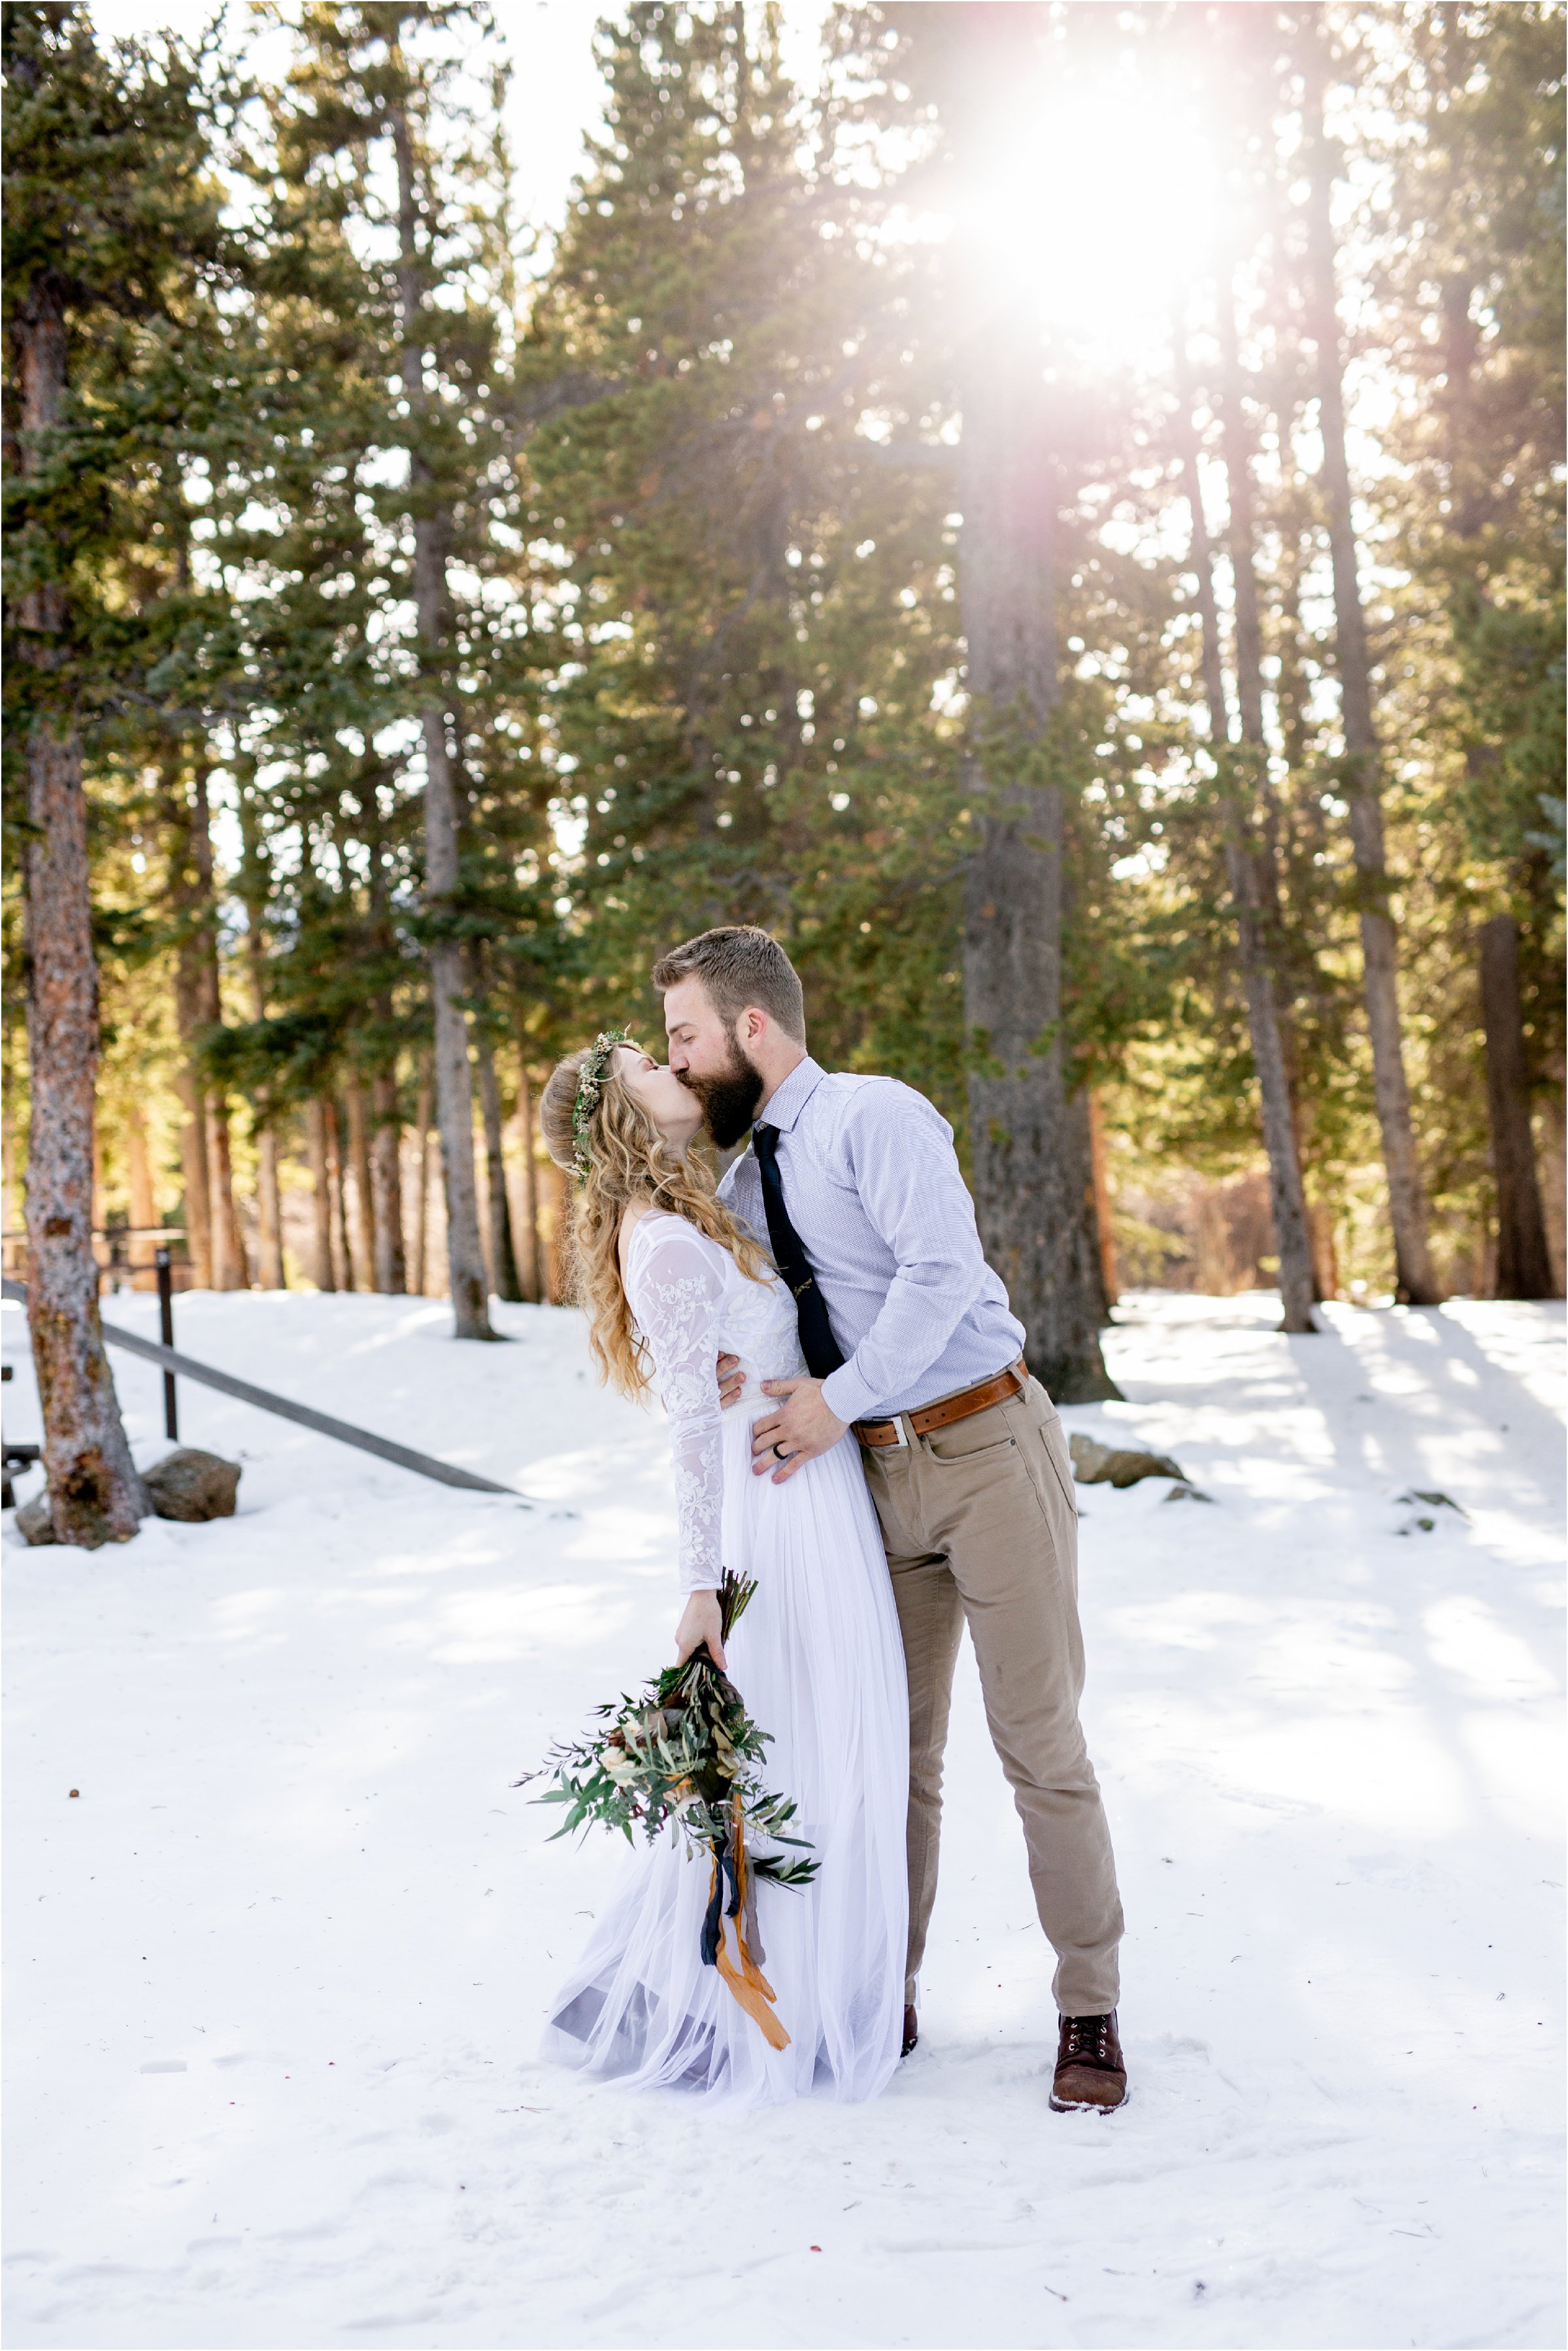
[673,1588,726,1670]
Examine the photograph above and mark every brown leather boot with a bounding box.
[1049,2010,1126,2112]
[901,2004,918,2058]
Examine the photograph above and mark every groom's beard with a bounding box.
[679,1033,765,1150]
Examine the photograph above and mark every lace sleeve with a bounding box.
[626,1216,729,1593]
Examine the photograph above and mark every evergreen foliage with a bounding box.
[4,0,1563,1355]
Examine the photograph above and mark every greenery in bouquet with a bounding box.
[522,1571,814,2048]
[525,1569,816,1888]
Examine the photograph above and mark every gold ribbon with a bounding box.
[708,1795,790,2052]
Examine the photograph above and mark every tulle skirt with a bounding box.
[540,1409,910,2107]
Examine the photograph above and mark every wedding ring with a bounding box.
[773,1442,789,1461]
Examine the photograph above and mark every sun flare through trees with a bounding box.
[3,0,1563,1534]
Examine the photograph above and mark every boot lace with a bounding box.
[1061,2014,1112,2065]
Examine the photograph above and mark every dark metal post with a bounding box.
[155,1248,178,1441]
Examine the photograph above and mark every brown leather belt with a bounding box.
[853,1358,1029,1449]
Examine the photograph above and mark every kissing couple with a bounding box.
[537,925,1127,2114]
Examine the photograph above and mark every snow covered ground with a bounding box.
[3,1285,1563,2351]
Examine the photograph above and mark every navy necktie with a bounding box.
[750,1124,844,1379]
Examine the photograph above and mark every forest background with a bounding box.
[4,0,1563,1467]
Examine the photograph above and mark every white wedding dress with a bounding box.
[541,1211,909,2106]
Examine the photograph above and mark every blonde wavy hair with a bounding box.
[540,1042,770,1399]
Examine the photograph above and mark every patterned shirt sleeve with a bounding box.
[625,1216,727,1592]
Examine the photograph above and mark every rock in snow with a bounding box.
[12,1448,239,1540]
[1069,1429,1186,1486]
[142,1446,241,1522]
[13,1491,54,1545]
[0,1284,1561,2351]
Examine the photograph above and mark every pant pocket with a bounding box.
[924,1431,1018,1468]
[1037,1416,1078,1519]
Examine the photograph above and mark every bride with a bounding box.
[535,1031,909,2106]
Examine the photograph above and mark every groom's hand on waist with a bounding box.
[716,1352,744,1409]
[752,1378,848,1482]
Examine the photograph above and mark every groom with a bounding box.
[656,924,1128,2114]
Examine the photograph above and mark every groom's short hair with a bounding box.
[652,925,807,1042]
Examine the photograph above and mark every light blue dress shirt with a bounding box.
[718,1056,1027,1426]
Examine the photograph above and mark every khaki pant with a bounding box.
[861,1375,1124,2017]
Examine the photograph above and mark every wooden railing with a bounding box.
[1,1276,528,1502]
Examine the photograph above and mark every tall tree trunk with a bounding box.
[1440,271,1486,539]
[3,1059,22,1275]
[1301,47,1441,1304]
[344,1078,377,1290]
[14,280,145,1544]
[206,1105,248,1290]
[163,760,213,1289]
[539,1148,567,1306]
[1275,535,1341,1304]
[181,765,246,1291]
[92,1131,107,1258]
[371,1069,407,1294]
[242,837,285,1290]
[513,1059,540,1303]
[1535,1065,1566,1297]
[874,12,1120,1397]
[254,1127,285,1290]
[326,1101,352,1290]
[1308,1198,1340,1303]
[389,91,492,1340]
[531,1078,563,1305]
[23,725,148,1541]
[1294,1084,1341,1302]
[1216,300,1295,948]
[955,302,1115,1399]
[427,957,488,1320]
[1477,914,1554,1298]
[307,1099,336,1292]
[162,756,233,1287]
[475,1025,522,1303]
[410,1058,432,1296]
[1433,264,1556,1297]
[174,1067,212,1286]
[1186,306,1318,1333]
[125,1101,158,1292]
[1086,1088,1119,1309]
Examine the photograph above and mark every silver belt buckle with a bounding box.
[886,1413,910,1448]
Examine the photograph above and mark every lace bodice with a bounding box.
[624,1212,805,1592]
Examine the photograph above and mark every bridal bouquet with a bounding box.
[524,1571,815,2050]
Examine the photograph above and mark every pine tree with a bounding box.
[1378,0,1564,1295]
[264,0,535,1337]
[199,142,415,1293]
[519,1,971,1107]
[1171,316,1317,1333]
[1292,7,1443,1304]
[3,4,226,1541]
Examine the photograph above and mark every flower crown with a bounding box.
[572,1025,631,1180]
